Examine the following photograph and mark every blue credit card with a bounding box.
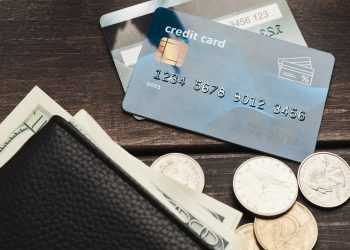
[123,7,335,162]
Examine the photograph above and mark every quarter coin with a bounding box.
[151,153,205,192]
[233,156,298,216]
[235,223,261,250]
[298,152,350,208]
[254,202,318,250]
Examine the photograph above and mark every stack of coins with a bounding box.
[150,152,350,249]
[233,153,350,250]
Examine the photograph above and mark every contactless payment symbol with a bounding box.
[278,57,315,85]
[156,37,188,66]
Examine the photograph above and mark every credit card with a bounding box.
[100,0,307,93]
[122,8,335,162]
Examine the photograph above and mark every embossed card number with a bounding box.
[152,69,306,121]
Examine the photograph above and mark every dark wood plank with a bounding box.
[140,148,350,249]
[0,0,349,249]
[0,0,349,151]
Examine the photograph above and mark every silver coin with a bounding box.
[298,152,350,208]
[150,153,205,192]
[233,156,298,217]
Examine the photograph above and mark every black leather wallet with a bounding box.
[0,116,211,250]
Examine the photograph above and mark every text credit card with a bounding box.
[123,8,335,162]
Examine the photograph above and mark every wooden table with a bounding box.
[0,0,349,249]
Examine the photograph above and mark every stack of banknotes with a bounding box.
[0,86,244,250]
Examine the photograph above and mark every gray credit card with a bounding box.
[122,8,335,162]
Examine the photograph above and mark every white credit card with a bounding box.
[100,0,307,93]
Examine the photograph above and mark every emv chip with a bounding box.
[156,37,188,66]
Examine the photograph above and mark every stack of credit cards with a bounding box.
[100,1,335,162]
[100,0,307,92]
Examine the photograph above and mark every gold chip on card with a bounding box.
[156,37,188,66]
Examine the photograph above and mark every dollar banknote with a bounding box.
[72,111,242,249]
[0,86,72,167]
[74,109,242,231]
[0,86,242,249]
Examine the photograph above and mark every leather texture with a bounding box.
[0,116,210,250]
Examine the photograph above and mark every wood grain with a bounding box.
[0,0,349,249]
[140,148,350,250]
